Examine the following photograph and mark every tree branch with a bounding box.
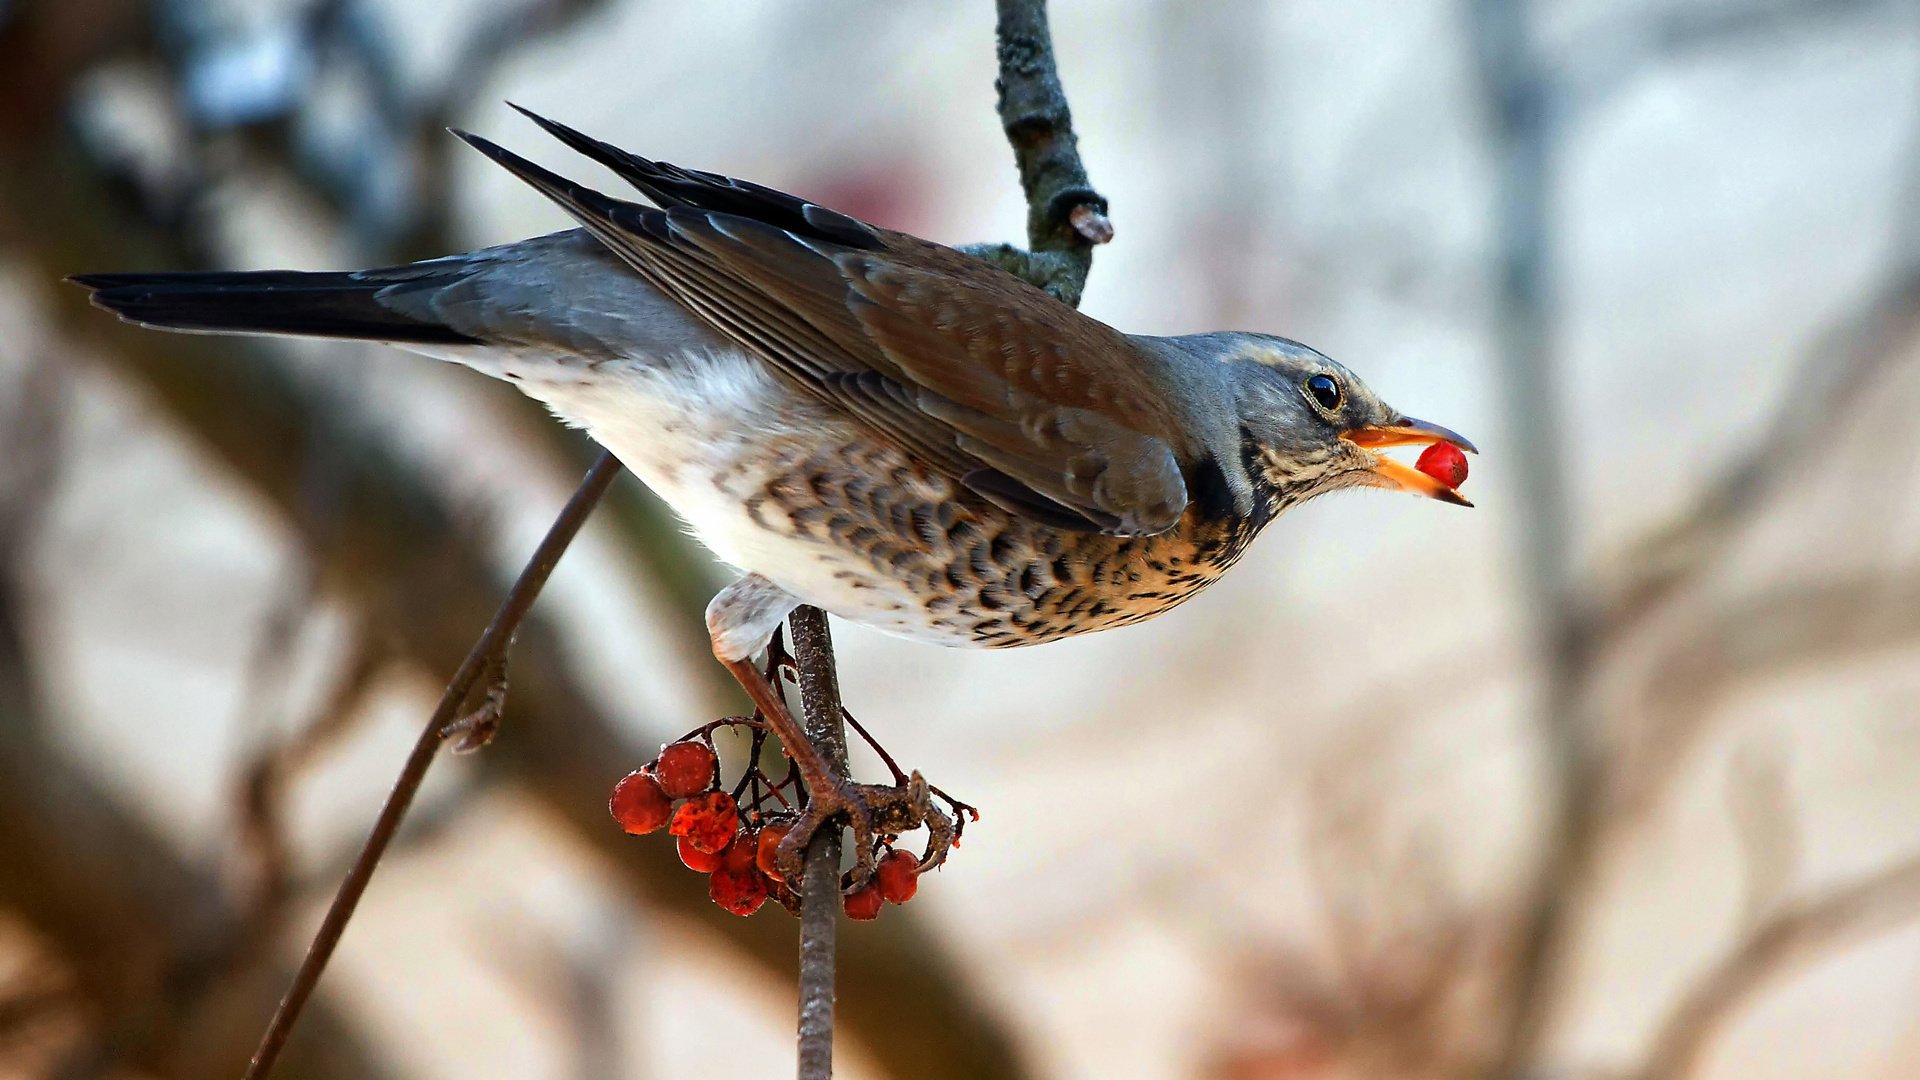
[959,0,1112,306]
[1639,854,1920,1080]
[1464,1,1601,1073]
[242,452,622,1080]
[789,608,849,1080]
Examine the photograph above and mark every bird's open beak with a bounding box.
[1339,417,1478,507]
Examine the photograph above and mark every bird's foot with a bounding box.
[839,707,979,873]
[773,768,970,890]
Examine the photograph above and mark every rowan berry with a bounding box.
[609,771,672,835]
[1416,443,1468,489]
[669,791,738,854]
[725,829,760,874]
[843,882,884,921]
[756,822,793,882]
[655,740,717,799]
[876,849,919,904]
[710,869,768,916]
[678,835,725,873]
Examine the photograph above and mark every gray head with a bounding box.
[1178,331,1476,513]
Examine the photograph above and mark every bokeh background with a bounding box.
[4,0,1920,1077]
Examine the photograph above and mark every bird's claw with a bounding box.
[773,771,957,891]
[773,774,879,888]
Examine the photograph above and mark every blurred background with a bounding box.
[3,0,1919,1077]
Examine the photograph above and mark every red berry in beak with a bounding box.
[1416,442,1468,490]
[609,771,672,835]
[655,740,717,798]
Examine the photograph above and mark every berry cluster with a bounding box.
[609,706,975,920]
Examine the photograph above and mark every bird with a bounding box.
[71,107,1475,880]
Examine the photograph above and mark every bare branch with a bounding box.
[788,607,849,1080]
[1640,854,1920,1080]
[232,629,384,921]
[1725,744,1799,933]
[243,451,621,1080]
[1464,2,1602,1072]
[958,0,1112,305]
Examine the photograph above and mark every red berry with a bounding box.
[669,791,739,854]
[678,835,726,873]
[843,883,884,921]
[609,771,672,835]
[710,868,768,916]
[1416,443,1468,489]
[756,822,794,882]
[725,829,760,873]
[655,740,717,799]
[876,850,919,904]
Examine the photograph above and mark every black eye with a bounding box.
[1305,373,1343,412]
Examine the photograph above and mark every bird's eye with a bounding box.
[1305,373,1343,412]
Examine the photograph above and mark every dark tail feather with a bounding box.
[67,269,481,345]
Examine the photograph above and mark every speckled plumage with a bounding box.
[523,345,1282,651]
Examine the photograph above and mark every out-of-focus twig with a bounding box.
[232,629,385,919]
[1464,2,1600,1073]
[1725,744,1799,933]
[0,354,388,1079]
[1567,0,1903,106]
[1639,854,1920,1080]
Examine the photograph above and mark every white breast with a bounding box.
[475,346,983,647]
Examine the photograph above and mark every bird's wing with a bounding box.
[456,116,1195,536]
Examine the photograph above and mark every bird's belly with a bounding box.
[522,349,1240,649]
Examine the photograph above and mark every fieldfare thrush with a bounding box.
[72,109,1475,878]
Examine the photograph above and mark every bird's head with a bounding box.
[1200,332,1476,511]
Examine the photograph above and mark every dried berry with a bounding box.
[710,869,768,916]
[756,822,793,882]
[843,882,884,921]
[655,740,717,799]
[678,835,725,873]
[876,849,919,904]
[609,771,673,835]
[669,791,739,854]
[1416,443,1468,490]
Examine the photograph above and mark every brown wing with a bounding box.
[457,119,1196,535]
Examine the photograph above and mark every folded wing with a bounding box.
[456,112,1197,536]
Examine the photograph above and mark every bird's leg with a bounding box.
[841,706,977,871]
[708,575,881,887]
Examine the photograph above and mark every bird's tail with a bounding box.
[67,268,480,345]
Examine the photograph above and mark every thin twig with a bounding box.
[958,0,1112,306]
[243,450,622,1080]
[1638,853,1920,1080]
[787,605,849,1080]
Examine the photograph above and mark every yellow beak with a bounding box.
[1339,417,1477,507]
